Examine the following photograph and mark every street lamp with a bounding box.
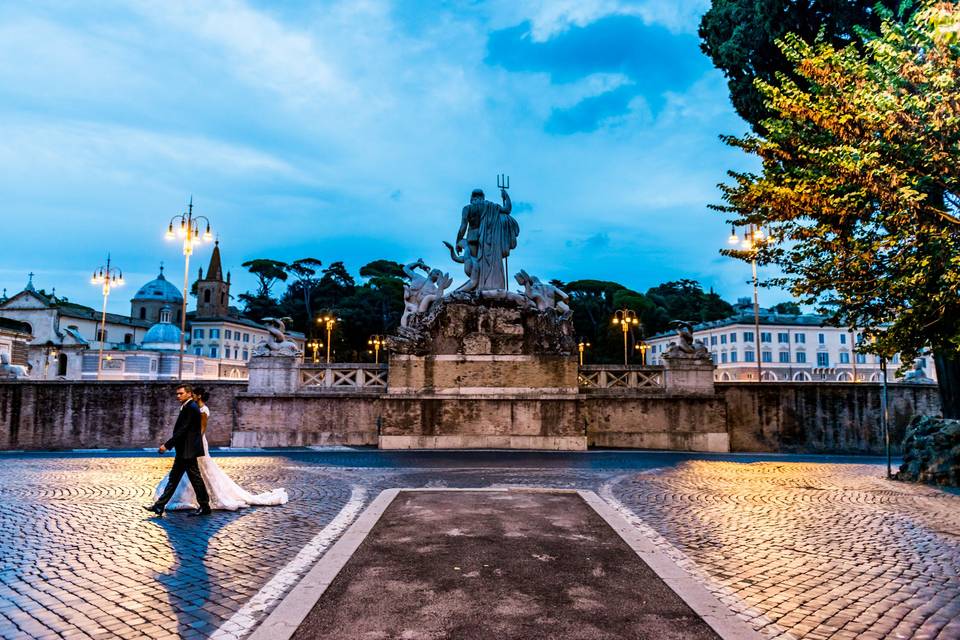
[612,309,639,367]
[90,254,124,380]
[165,197,213,380]
[317,314,338,363]
[368,335,385,364]
[577,338,591,366]
[726,224,770,381]
[634,339,649,366]
[306,338,323,364]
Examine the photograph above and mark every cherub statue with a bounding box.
[663,320,710,359]
[514,269,571,318]
[401,259,453,328]
[252,317,302,356]
[443,239,481,293]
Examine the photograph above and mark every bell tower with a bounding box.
[195,241,230,318]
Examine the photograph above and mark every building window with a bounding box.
[193,328,204,339]
[743,332,753,343]
[177,310,182,323]
[711,352,717,364]
[856,353,866,364]
[57,353,68,377]
[96,329,107,342]
[731,351,738,362]
[796,352,807,363]
[779,351,790,363]
[731,332,739,343]
[795,333,806,344]
[761,351,772,363]
[721,352,728,364]
[744,350,754,362]
[818,333,826,344]
[720,335,727,345]
[210,328,220,339]
[124,333,133,344]
[194,347,202,355]
[242,349,249,359]
[892,354,900,364]
[203,289,211,303]
[761,332,772,343]
[243,333,250,343]
[817,352,829,367]
[710,335,717,346]
[139,307,147,320]
[210,346,219,358]
[225,330,232,340]
[840,333,847,345]
[778,332,789,343]
[839,352,850,364]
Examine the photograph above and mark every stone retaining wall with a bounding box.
[0,381,943,454]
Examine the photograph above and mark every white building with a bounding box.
[646,301,937,383]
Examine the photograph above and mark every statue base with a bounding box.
[247,355,300,394]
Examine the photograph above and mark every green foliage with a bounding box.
[770,301,802,315]
[699,0,901,130]
[714,2,960,369]
[241,259,288,298]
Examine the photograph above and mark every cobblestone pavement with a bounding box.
[0,450,957,639]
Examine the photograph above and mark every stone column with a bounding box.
[662,356,716,394]
[247,355,300,394]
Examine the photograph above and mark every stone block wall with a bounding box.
[233,394,380,447]
[583,394,729,452]
[720,382,942,454]
[0,381,245,450]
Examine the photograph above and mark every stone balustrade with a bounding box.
[299,363,388,392]
[578,365,665,392]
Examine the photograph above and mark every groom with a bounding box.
[144,384,211,518]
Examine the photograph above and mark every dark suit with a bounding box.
[155,400,210,510]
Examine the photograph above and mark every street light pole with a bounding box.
[165,197,213,381]
[577,338,591,366]
[635,340,649,366]
[317,314,337,363]
[368,335,385,364]
[728,224,768,381]
[90,254,124,381]
[880,355,891,478]
[612,309,639,367]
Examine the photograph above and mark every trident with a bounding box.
[497,173,511,283]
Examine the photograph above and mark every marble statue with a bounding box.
[515,269,571,318]
[443,239,480,293]
[454,187,519,291]
[401,260,453,328]
[663,320,710,360]
[0,352,29,379]
[252,317,302,357]
[902,359,935,384]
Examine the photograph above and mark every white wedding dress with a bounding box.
[153,406,288,511]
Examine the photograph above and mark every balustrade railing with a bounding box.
[578,365,665,391]
[300,364,387,391]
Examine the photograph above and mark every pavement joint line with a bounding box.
[599,476,786,639]
[247,488,400,640]
[210,485,367,640]
[579,489,768,640]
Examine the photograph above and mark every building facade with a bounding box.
[647,303,938,384]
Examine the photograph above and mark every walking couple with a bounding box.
[144,384,287,517]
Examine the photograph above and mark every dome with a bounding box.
[132,268,183,304]
[141,306,182,350]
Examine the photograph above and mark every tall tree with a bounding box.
[714,2,960,415]
[645,279,735,326]
[285,258,323,323]
[239,259,288,321]
[699,0,901,131]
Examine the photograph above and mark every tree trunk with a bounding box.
[933,352,960,419]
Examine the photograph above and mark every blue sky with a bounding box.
[0,0,780,315]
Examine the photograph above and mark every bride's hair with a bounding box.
[192,386,211,403]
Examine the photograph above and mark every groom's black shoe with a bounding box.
[187,507,212,517]
[143,503,164,517]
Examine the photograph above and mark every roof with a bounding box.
[56,301,152,329]
[142,322,182,348]
[131,268,183,304]
[204,241,224,281]
[648,310,831,341]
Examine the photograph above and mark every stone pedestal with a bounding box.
[247,355,300,394]
[662,356,715,395]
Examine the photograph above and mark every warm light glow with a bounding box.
[753,228,765,241]
[728,228,739,245]
[166,223,175,240]
[203,224,213,242]
[741,238,753,250]
[612,317,619,324]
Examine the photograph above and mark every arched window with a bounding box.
[220,292,225,305]
[57,353,68,377]
[761,371,777,381]
[124,333,134,344]
[870,372,883,382]
[837,372,853,382]
[203,289,211,303]
[139,307,146,320]
[792,371,812,381]
[719,372,732,381]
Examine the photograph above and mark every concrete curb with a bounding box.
[249,488,765,640]
[579,490,766,640]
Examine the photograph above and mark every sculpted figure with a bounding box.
[455,187,519,291]
[664,320,709,359]
[0,352,29,379]
[515,269,571,318]
[902,359,935,383]
[401,260,453,328]
[253,317,301,356]
[443,239,480,292]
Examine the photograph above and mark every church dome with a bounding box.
[132,268,183,304]
[141,306,182,350]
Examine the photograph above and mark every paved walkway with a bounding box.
[0,450,956,639]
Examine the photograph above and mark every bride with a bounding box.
[152,386,288,511]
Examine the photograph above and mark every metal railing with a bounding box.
[300,364,387,391]
[578,365,665,391]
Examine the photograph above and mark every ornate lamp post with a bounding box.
[165,197,213,380]
[577,338,591,366]
[727,225,769,381]
[368,335,385,364]
[90,254,124,380]
[634,339,649,366]
[317,314,338,363]
[306,338,323,364]
[612,309,639,366]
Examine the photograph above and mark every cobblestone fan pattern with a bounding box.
[608,462,960,640]
[0,452,958,639]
